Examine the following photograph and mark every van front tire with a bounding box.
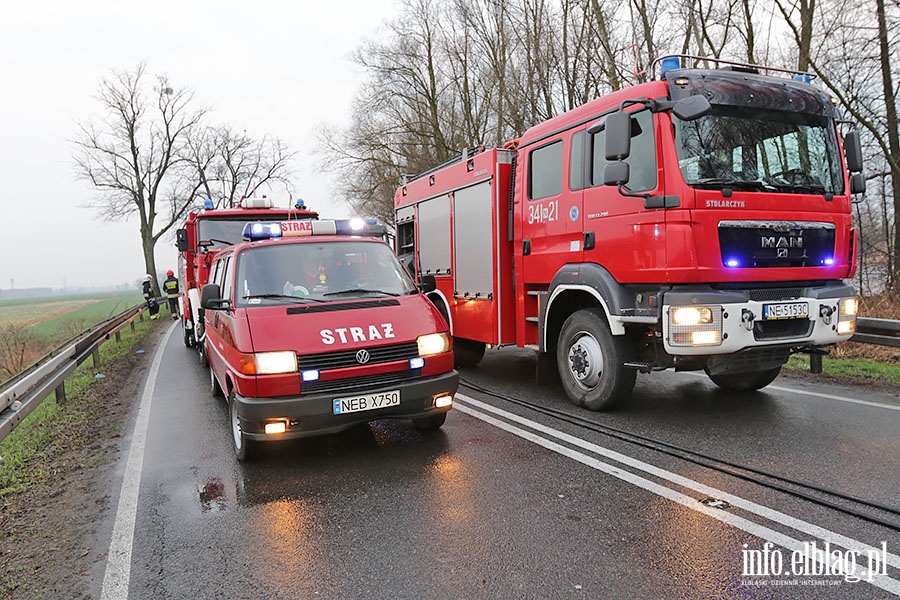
[229,390,257,461]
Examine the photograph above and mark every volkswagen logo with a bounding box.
[355,349,370,364]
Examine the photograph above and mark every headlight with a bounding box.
[671,306,713,326]
[840,297,859,317]
[417,332,450,356]
[241,351,298,375]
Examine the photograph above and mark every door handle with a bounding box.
[584,231,595,250]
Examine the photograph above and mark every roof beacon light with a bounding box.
[295,198,306,209]
[349,218,366,232]
[203,199,214,209]
[660,56,681,76]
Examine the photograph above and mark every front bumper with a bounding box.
[234,370,459,441]
[661,282,856,356]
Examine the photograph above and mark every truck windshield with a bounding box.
[673,107,844,195]
[198,219,281,249]
[235,241,417,306]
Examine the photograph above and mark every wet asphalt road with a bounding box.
[91,322,900,599]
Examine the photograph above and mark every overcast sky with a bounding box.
[0,0,399,291]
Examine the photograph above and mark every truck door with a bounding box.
[520,134,584,285]
[581,109,666,283]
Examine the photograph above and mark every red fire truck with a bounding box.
[175,196,319,355]
[395,55,863,410]
[199,219,457,459]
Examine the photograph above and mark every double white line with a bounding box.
[454,393,900,596]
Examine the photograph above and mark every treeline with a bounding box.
[321,0,900,295]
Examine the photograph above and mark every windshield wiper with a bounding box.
[242,294,325,303]
[692,178,777,192]
[322,288,400,297]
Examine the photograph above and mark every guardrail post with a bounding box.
[55,382,67,404]
[115,331,121,342]
[92,348,101,368]
[809,354,823,374]
[130,321,136,332]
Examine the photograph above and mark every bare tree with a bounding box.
[73,64,206,296]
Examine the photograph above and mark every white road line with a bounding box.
[455,394,900,575]
[100,323,175,600]
[677,371,900,411]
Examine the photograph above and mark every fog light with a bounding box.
[691,331,721,345]
[302,369,320,382]
[409,357,425,369]
[264,421,287,435]
[434,394,453,409]
[837,320,856,335]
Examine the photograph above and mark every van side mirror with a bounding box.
[604,112,632,160]
[850,172,866,195]
[844,130,863,173]
[200,283,229,310]
[176,228,189,252]
[419,274,437,293]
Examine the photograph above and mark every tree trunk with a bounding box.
[877,0,900,290]
[141,226,160,297]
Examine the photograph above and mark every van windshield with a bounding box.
[234,241,417,306]
[673,106,844,195]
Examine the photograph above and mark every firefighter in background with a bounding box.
[164,269,180,319]
[142,275,160,320]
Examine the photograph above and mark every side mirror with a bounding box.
[604,162,631,187]
[844,130,863,173]
[850,172,866,195]
[176,228,189,252]
[672,95,711,121]
[419,274,437,293]
[604,112,632,160]
[200,283,229,310]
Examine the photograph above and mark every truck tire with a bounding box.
[705,367,781,392]
[199,341,209,368]
[557,308,635,410]
[183,324,194,348]
[454,338,486,368]
[413,412,447,430]
[228,390,257,461]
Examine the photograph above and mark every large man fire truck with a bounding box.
[395,55,864,410]
[199,219,457,459]
[175,197,319,355]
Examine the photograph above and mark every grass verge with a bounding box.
[784,353,900,385]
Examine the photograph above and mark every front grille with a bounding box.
[753,319,813,340]
[718,222,835,268]
[298,342,419,371]
[748,288,805,302]
[301,370,422,395]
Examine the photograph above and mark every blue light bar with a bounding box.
[409,357,425,369]
[302,370,320,382]
[242,222,283,240]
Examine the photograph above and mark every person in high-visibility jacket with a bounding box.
[163,270,180,319]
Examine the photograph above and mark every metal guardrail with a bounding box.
[852,317,900,348]
[0,303,148,444]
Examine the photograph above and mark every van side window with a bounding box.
[221,257,234,301]
[590,110,657,192]
[529,141,563,200]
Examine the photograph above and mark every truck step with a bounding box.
[623,361,658,373]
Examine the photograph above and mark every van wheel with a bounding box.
[229,390,256,461]
[454,338,486,368]
[199,342,208,368]
[413,412,447,430]
[210,365,222,397]
[557,308,635,410]
[706,367,782,392]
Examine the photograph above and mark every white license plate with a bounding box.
[763,302,809,320]
[333,390,400,415]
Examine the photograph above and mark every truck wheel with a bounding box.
[557,308,635,410]
[454,338,486,368]
[228,390,256,461]
[706,367,782,392]
[183,324,194,348]
[199,342,208,368]
[413,412,447,430]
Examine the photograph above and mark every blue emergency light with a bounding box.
[660,56,681,76]
[242,222,283,240]
[241,218,386,242]
[204,199,214,209]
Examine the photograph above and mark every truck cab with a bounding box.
[201,219,457,460]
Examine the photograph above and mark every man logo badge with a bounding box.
[356,349,370,364]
